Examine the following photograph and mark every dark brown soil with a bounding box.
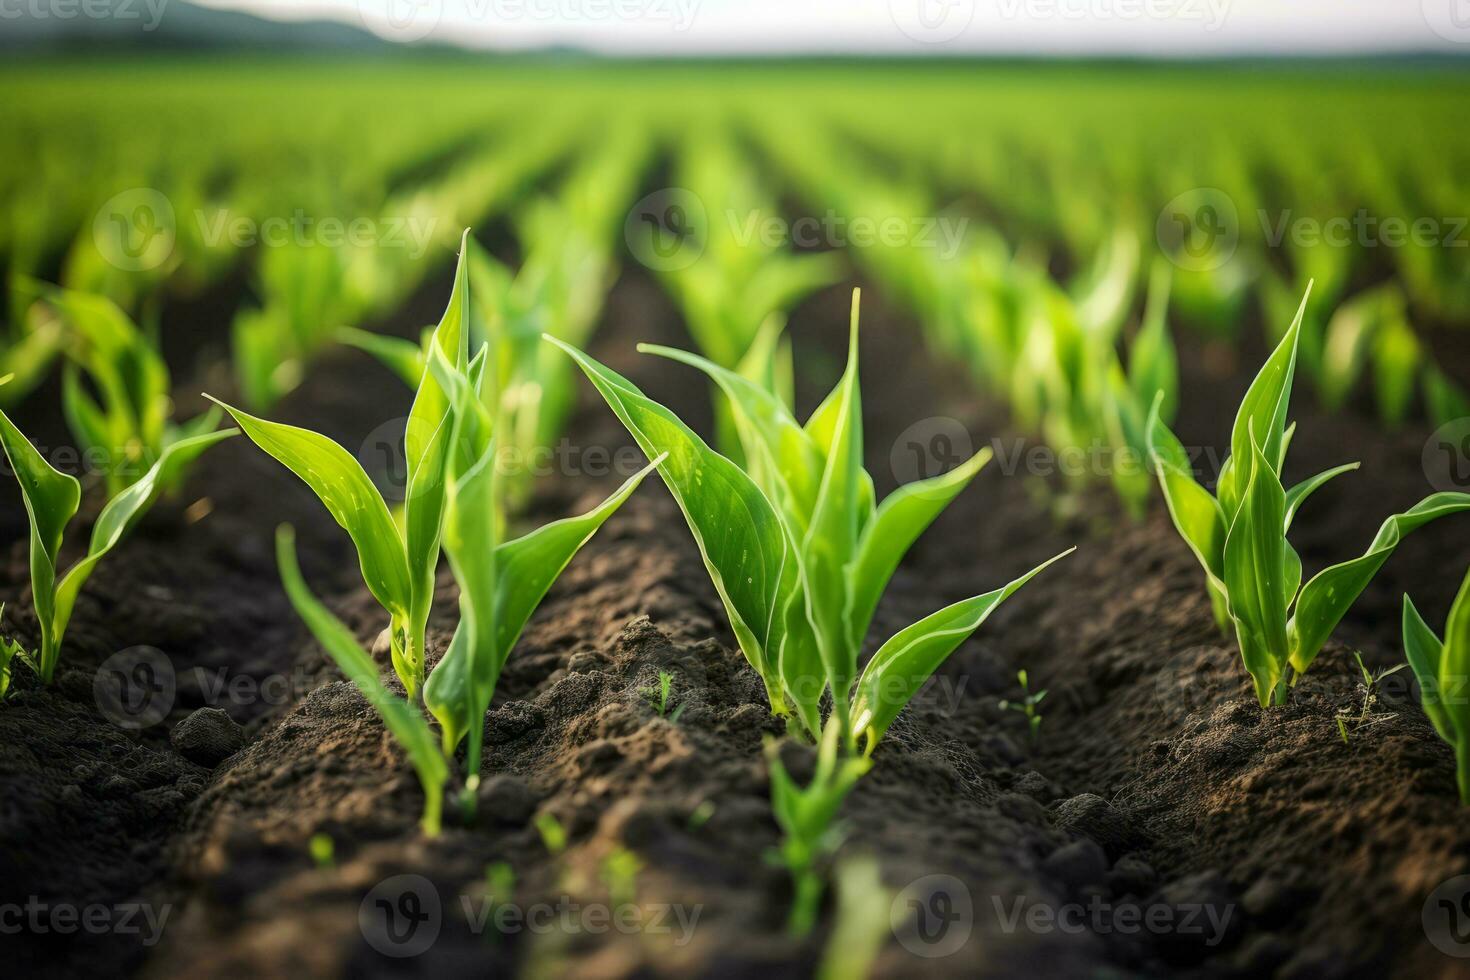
[3,263,1470,980]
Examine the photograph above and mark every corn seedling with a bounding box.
[1403,568,1470,804]
[239,236,660,833]
[1148,284,1470,705]
[998,668,1046,745]
[213,238,475,703]
[0,406,234,685]
[552,289,1072,750]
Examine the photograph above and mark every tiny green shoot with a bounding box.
[309,833,335,869]
[599,846,643,908]
[644,670,684,721]
[998,668,1047,745]
[535,812,568,855]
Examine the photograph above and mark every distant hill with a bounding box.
[0,0,393,54]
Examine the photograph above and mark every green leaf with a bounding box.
[845,448,992,650]
[1147,393,1225,584]
[1403,595,1454,744]
[1289,492,1470,674]
[1219,283,1308,514]
[547,336,791,700]
[276,526,448,836]
[337,326,425,387]
[0,407,81,682]
[1443,568,1470,754]
[1283,462,1359,532]
[803,293,867,708]
[1222,430,1290,705]
[851,548,1073,749]
[206,396,412,622]
[639,341,823,534]
[493,455,662,667]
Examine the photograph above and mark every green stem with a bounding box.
[1458,737,1470,807]
[786,868,823,937]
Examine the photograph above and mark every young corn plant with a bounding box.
[554,290,1069,934]
[1148,284,1470,706]
[551,289,1071,750]
[1403,569,1470,805]
[30,281,224,496]
[0,407,234,685]
[259,237,659,833]
[210,235,475,703]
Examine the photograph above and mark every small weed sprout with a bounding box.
[535,812,568,855]
[686,800,716,831]
[308,833,335,869]
[600,846,643,908]
[645,670,684,721]
[999,669,1047,744]
[1333,652,1406,745]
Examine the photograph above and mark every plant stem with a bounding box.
[787,868,823,937]
[1458,737,1470,807]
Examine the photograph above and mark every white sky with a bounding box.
[199,0,1470,54]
